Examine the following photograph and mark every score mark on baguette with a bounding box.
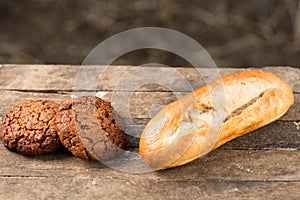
[139,70,294,170]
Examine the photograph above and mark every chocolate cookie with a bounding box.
[55,96,127,161]
[0,100,61,155]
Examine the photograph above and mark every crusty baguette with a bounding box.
[139,70,294,170]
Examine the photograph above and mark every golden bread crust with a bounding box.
[139,70,294,169]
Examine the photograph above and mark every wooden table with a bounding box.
[0,65,299,199]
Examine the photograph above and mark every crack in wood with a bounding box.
[0,176,299,183]
[0,175,48,178]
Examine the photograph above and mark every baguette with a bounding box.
[139,70,294,170]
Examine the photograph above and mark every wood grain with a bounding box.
[0,144,299,199]
[0,91,299,148]
[0,91,299,121]
[0,144,299,181]
[0,65,299,92]
[0,65,299,199]
[0,177,299,200]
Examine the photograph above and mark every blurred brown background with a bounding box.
[1,0,300,67]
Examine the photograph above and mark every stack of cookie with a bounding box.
[0,96,127,161]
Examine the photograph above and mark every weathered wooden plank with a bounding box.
[125,119,300,147]
[0,64,299,200]
[0,90,299,121]
[0,64,80,91]
[0,119,298,150]
[0,65,299,92]
[0,144,299,181]
[125,121,300,148]
[0,90,71,115]
[109,91,300,121]
[0,91,299,149]
[0,177,299,200]
[220,120,300,149]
